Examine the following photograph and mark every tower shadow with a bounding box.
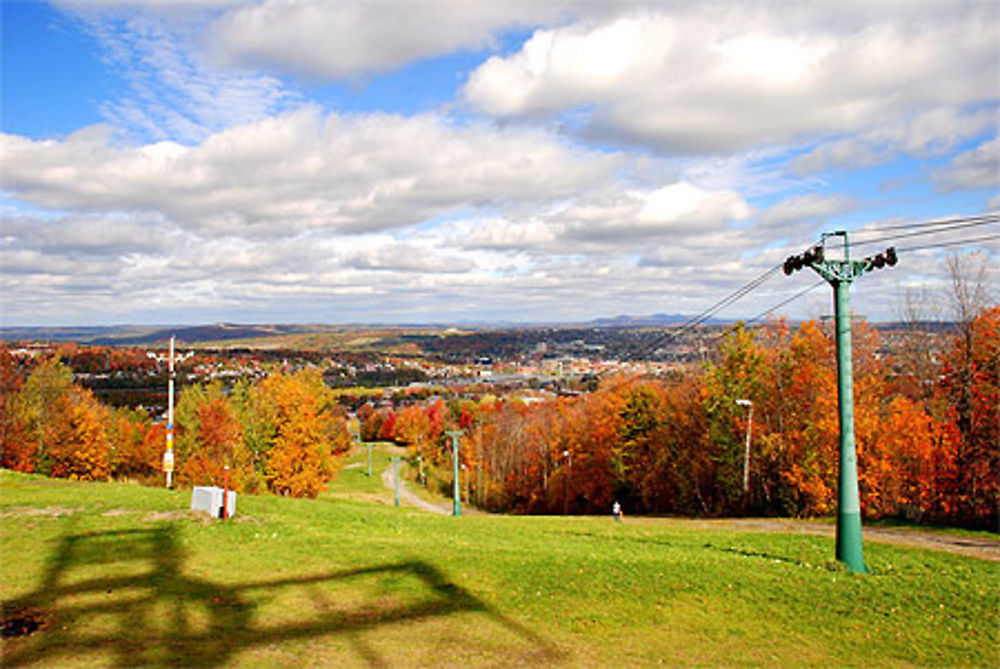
[2,525,560,666]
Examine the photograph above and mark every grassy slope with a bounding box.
[1,451,996,667]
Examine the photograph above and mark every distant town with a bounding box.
[2,319,954,417]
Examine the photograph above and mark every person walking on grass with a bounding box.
[613,501,623,522]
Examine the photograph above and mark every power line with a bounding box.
[897,232,1000,253]
[630,213,996,361]
[634,264,782,359]
[747,280,826,324]
[851,217,998,248]
[851,212,998,234]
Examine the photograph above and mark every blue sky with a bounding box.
[1,0,997,326]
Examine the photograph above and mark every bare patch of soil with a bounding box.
[0,506,75,519]
[0,607,48,640]
[685,518,999,562]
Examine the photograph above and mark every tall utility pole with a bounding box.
[784,232,897,574]
[446,430,463,516]
[735,399,753,496]
[392,456,400,507]
[164,336,176,489]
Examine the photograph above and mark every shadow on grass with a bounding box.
[549,527,837,572]
[2,525,560,666]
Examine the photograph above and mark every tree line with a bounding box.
[1,304,996,528]
[0,358,350,498]
[366,308,998,529]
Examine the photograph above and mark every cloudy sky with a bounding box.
[2,0,997,327]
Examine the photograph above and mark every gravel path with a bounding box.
[380,460,450,515]
[635,517,1000,562]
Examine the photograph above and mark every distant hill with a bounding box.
[1,317,954,347]
[585,313,725,327]
[0,325,162,345]
[0,323,326,346]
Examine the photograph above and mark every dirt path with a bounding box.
[649,517,999,562]
[380,461,450,515]
[377,446,491,516]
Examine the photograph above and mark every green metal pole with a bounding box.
[366,443,373,478]
[833,279,867,573]
[392,456,400,508]
[786,231,898,574]
[447,430,462,516]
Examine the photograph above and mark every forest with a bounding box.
[369,309,998,529]
[1,305,996,529]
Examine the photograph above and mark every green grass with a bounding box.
[1,462,996,667]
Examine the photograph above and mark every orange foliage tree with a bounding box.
[256,371,349,498]
[48,394,111,481]
[179,395,243,488]
[109,407,164,482]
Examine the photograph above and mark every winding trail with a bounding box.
[624,517,999,561]
[380,460,450,515]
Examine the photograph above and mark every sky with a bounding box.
[1,0,997,327]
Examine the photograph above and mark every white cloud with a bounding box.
[464,5,999,155]
[88,13,295,143]
[790,138,890,175]
[209,0,569,79]
[934,136,1000,192]
[759,194,856,232]
[637,183,750,229]
[792,107,996,175]
[7,1,999,326]
[442,181,750,254]
[0,107,621,235]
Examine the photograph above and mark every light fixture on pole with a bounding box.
[563,449,572,515]
[735,399,753,496]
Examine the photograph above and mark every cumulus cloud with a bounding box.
[934,136,1000,192]
[6,1,998,326]
[759,194,856,233]
[444,181,750,254]
[791,107,996,175]
[209,0,570,79]
[0,107,621,235]
[790,138,890,175]
[463,4,999,155]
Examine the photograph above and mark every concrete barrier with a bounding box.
[191,486,236,518]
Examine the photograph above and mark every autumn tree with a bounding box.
[938,304,999,528]
[0,349,29,471]
[108,407,164,483]
[257,371,348,498]
[7,358,78,475]
[181,395,243,488]
[48,394,111,481]
[704,323,767,513]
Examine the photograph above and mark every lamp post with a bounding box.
[222,465,230,520]
[735,399,753,497]
[562,449,572,515]
[446,430,463,516]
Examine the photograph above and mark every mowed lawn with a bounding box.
[1,449,996,667]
